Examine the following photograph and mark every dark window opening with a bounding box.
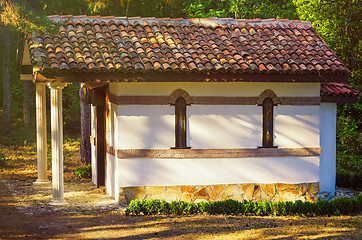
[175,96,187,148]
[262,97,274,148]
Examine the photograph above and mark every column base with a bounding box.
[33,179,50,185]
[49,199,68,206]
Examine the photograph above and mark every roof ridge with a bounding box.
[47,15,312,27]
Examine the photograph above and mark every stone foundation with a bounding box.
[119,182,319,204]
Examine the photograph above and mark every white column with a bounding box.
[34,83,49,184]
[319,102,337,197]
[48,83,68,205]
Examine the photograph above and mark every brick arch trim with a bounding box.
[257,89,281,105]
[169,89,194,105]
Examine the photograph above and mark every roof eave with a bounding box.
[34,71,349,84]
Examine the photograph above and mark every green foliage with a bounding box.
[62,83,81,136]
[293,0,361,176]
[125,193,362,216]
[183,0,297,19]
[336,168,362,190]
[87,0,184,18]
[0,0,54,33]
[336,71,361,173]
[74,165,91,179]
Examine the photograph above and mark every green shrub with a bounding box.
[74,165,91,179]
[125,193,362,216]
[184,202,198,214]
[197,201,211,213]
[169,201,188,215]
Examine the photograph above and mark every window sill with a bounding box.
[171,147,192,149]
[257,146,278,148]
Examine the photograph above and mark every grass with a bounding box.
[0,135,82,181]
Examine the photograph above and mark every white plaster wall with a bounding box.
[114,105,319,149]
[106,153,119,200]
[107,82,322,190]
[319,103,336,196]
[90,105,97,185]
[110,82,320,97]
[275,106,320,148]
[116,156,319,187]
[108,103,117,147]
[116,105,174,149]
[189,105,262,148]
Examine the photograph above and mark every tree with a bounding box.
[0,0,52,132]
[293,0,361,172]
[182,0,297,19]
[1,26,11,132]
[79,84,91,164]
[87,0,184,17]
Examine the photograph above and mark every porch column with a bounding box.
[34,83,49,184]
[48,83,67,205]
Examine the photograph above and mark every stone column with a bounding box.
[48,83,68,205]
[34,83,49,184]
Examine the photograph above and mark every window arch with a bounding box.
[258,89,279,148]
[175,96,187,148]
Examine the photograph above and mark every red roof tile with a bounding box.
[321,83,359,103]
[28,16,350,80]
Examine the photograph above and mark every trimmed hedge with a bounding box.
[125,193,362,216]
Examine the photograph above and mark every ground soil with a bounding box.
[0,144,361,239]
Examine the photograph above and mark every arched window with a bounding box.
[262,97,274,148]
[175,96,187,148]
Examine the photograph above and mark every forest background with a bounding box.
[0,0,360,181]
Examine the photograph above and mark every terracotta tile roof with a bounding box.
[27,16,349,81]
[321,83,359,103]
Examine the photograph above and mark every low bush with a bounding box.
[74,165,92,179]
[125,193,362,216]
[336,168,362,190]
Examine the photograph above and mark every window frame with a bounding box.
[262,97,275,148]
[173,96,192,149]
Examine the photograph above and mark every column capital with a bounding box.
[47,82,67,90]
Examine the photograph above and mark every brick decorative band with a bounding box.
[108,93,320,106]
[119,182,320,204]
[106,145,320,158]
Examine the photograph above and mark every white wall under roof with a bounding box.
[275,106,320,148]
[101,82,323,197]
[115,104,319,149]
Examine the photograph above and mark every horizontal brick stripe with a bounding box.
[108,93,320,106]
[105,145,320,158]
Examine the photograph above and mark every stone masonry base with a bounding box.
[119,182,319,204]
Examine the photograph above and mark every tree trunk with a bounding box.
[17,33,31,126]
[1,27,11,133]
[23,81,31,126]
[79,83,91,165]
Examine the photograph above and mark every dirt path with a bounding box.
[1,180,361,240]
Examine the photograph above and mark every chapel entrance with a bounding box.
[91,86,107,187]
